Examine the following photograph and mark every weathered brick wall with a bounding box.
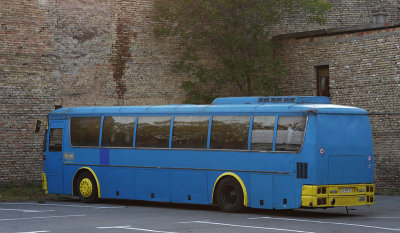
[0,0,186,185]
[271,0,400,35]
[42,0,185,107]
[0,0,60,184]
[275,27,400,190]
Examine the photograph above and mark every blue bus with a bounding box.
[40,96,374,212]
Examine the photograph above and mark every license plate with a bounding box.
[341,188,352,193]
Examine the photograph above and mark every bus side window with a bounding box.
[172,116,209,149]
[251,116,275,151]
[70,117,101,147]
[210,115,250,150]
[102,116,135,147]
[49,128,63,152]
[275,116,306,152]
[136,116,171,148]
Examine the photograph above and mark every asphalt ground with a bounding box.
[0,195,399,233]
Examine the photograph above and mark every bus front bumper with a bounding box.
[42,173,48,194]
[301,184,375,208]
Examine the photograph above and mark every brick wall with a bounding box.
[0,0,60,184]
[44,0,186,107]
[270,0,400,35]
[1,0,186,185]
[275,27,400,190]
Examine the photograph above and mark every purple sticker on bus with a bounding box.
[100,149,110,165]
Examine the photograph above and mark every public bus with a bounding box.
[38,96,374,212]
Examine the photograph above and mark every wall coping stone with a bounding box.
[273,21,400,40]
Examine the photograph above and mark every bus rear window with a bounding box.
[70,117,101,147]
[210,116,250,150]
[136,116,171,148]
[276,116,306,152]
[172,116,209,149]
[102,116,135,147]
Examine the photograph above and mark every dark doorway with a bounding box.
[316,65,330,97]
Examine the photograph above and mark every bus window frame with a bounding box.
[67,113,308,154]
[133,114,212,151]
[209,114,252,151]
[171,115,210,150]
[49,128,63,152]
[69,115,102,148]
[249,114,275,152]
[273,114,308,153]
[134,114,173,149]
[247,113,308,154]
[99,116,104,147]
[100,115,137,148]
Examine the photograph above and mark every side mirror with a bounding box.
[34,120,42,133]
[34,119,48,133]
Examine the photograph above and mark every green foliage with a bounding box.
[154,0,332,103]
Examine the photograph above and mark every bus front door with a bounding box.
[45,120,65,194]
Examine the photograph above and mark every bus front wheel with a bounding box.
[216,177,244,212]
[76,171,98,203]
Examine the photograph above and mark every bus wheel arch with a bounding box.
[73,167,101,201]
[212,172,248,212]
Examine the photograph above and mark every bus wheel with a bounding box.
[216,177,244,212]
[76,171,98,203]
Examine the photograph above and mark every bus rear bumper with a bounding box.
[301,184,375,208]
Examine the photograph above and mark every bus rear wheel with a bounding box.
[76,171,98,203]
[216,177,244,212]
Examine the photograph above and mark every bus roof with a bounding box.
[49,96,368,116]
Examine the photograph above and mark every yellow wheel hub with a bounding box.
[79,178,93,198]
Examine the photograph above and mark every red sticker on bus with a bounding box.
[320,148,324,154]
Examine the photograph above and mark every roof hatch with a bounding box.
[212,96,331,105]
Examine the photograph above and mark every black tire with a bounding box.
[216,176,244,213]
[76,171,98,203]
